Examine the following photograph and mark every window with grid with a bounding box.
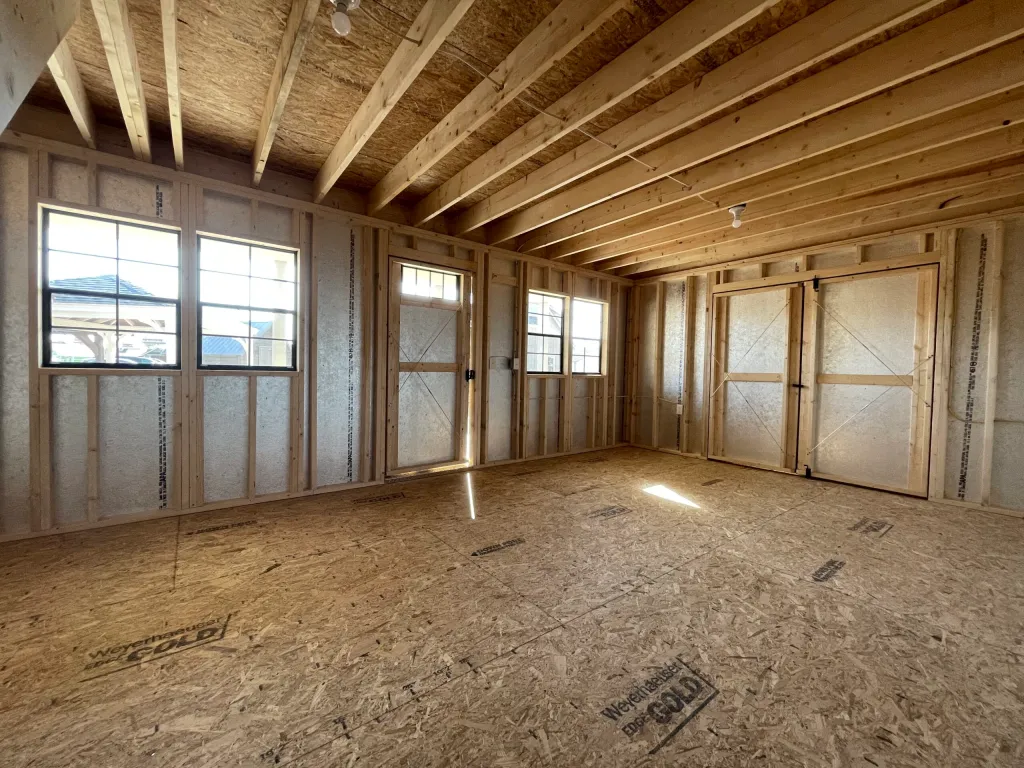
[400,264,460,301]
[43,210,181,368]
[527,291,565,374]
[198,236,297,369]
[571,298,604,374]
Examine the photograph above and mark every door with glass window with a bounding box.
[386,260,472,476]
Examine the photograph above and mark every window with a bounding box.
[572,298,605,374]
[198,236,297,369]
[401,264,459,301]
[527,291,565,374]
[43,210,180,367]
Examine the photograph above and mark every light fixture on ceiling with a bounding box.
[728,203,747,229]
[328,0,360,37]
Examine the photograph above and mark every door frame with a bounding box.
[797,264,939,496]
[708,252,941,495]
[385,256,474,478]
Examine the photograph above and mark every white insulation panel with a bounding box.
[687,276,707,455]
[256,377,291,496]
[314,217,364,487]
[98,376,176,517]
[635,284,658,447]
[0,148,31,534]
[51,377,88,526]
[486,279,516,462]
[203,376,249,502]
[397,372,456,468]
[659,281,685,451]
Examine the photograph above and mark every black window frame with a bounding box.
[41,208,183,370]
[571,297,605,376]
[197,235,299,371]
[526,290,566,375]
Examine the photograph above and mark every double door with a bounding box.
[709,265,938,496]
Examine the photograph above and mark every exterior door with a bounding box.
[386,259,471,476]
[798,266,937,495]
[709,285,802,471]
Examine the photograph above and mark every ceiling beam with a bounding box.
[611,153,1024,274]
[91,0,150,161]
[521,36,1024,254]
[620,172,1024,277]
[366,0,626,213]
[253,0,319,186]
[564,97,1024,265]
[313,0,477,204]
[513,0,1024,252]
[411,0,780,225]
[47,39,98,149]
[160,0,184,170]
[0,0,78,134]
[466,0,944,241]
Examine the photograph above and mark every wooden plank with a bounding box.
[782,285,802,469]
[253,0,319,185]
[980,222,1005,505]
[908,265,938,494]
[87,375,99,522]
[414,0,779,224]
[47,39,98,149]
[385,257,401,473]
[525,34,1024,253]
[514,259,528,458]
[723,372,785,383]
[681,276,696,452]
[480,0,945,241]
[612,160,1024,275]
[816,373,913,386]
[928,228,959,500]
[471,252,484,465]
[360,225,374,483]
[479,252,491,464]
[374,228,389,480]
[538,379,548,456]
[160,0,184,169]
[709,292,728,457]
[389,245,477,273]
[561,272,574,452]
[247,375,257,500]
[798,283,820,474]
[0,0,77,133]
[566,126,1024,265]
[399,362,460,373]
[711,252,940,294]
[91,0,152,161]
[652,281,665,449]
[313,0,477,202]
[307,216,320,488]
[368,0,625,211]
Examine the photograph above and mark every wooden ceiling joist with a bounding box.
[411,0,780,225]
[91,0,151,162]
[366,0,626,213]
[565,94,1024,265]
[470,0,944,242]
[253,0,320,186]
[613,153,1024,275]
[313,0,478,204]
[47,39,98,149]
[523,35,1024,257]
[514,0,1024,253]
[160,0,184,170]
[632,179,1024,278]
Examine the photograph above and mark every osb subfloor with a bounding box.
[1,448,1022,767]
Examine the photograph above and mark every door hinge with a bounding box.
[465,369,476,382]
[812,276,820,291]
[804,465,812,478]
[791,382,806,389]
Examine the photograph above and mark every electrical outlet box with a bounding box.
[675,403,684,415]
[512,358,520,371]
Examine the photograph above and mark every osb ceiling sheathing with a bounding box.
[28,0,868,207]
